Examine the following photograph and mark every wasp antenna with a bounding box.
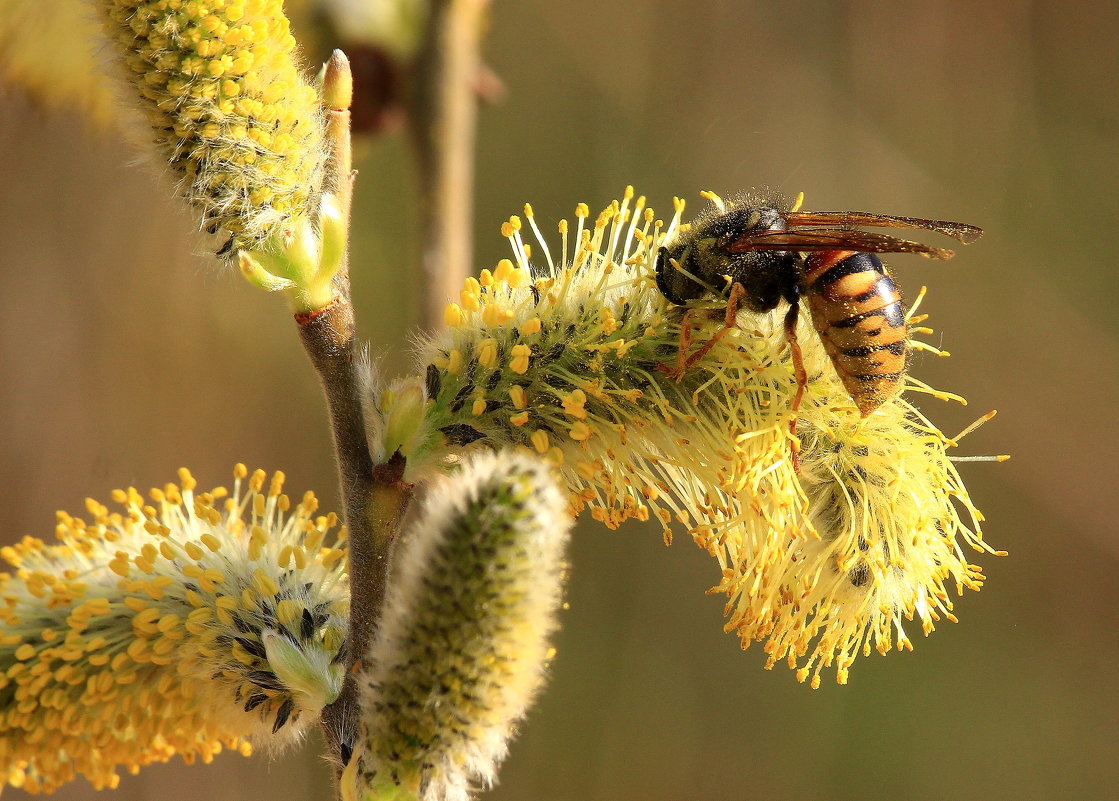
[789,191,805,213]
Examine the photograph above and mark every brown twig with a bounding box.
[310,0,496,764]
[409,0,492,330]
[301,52,416,769]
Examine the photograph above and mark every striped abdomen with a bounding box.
[802,250,907,416]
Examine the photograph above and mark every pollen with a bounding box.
[569,422,592,442]
[561,390,588,419]
[493,258,515,284]
[478,338,499,369]
[522,317,542,335]
[444,303,465,328]
[509,344,532,375]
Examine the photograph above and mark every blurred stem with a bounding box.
[297,52,415,769]
[409,0,492,330]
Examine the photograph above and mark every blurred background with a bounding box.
[1,0,1117,799]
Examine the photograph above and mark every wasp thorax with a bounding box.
[655,204,798,311]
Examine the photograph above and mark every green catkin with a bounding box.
[346,452,571,801]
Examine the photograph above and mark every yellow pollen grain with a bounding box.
[493,258,514,284]
[478,338,499,369]
[251,568,279,597]
[444,303,464,327]
[276,599,300,626]
[483,303,512,328]
[562,389,588,419]
[14,644,36,662]
[510,344,532,375]
[569,422,592,442]
[278,545,294,568]
[521,317,542,335]
[188,608,213,624]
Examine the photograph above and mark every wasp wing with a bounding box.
[726,229,957,259]
[783,211,983,244]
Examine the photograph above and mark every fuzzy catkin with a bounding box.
[383,189,1000,688]
[349,453,570,801]
[0,466,348,794]
[99,0,323,250]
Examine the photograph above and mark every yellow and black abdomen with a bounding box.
[802,250,908,416]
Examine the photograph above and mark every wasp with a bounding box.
[654,194,982,452]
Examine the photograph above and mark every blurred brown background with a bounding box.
[2,0,1117,799]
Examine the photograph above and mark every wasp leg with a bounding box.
[658,283,746,381]
[783,301,807,473]
[657,307,701,380]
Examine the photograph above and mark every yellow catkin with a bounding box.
[98,0,323,250]
[0,465,349,794]
[407,190,999,687]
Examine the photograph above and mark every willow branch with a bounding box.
[299,52,415,767]
[408,0,492,330]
